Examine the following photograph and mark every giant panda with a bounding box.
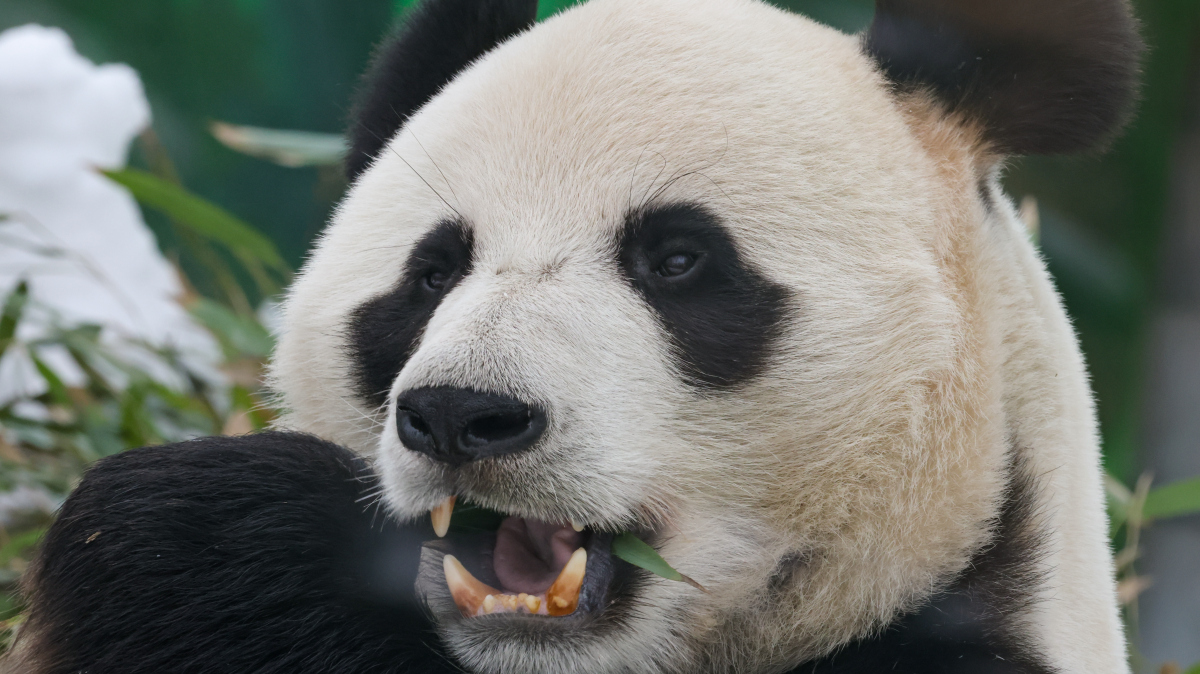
[4,0,1143,672]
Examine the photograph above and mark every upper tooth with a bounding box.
[570,520,585,532]
[431,496,456,538]
[443,554,500,617]
[545,547,587,616]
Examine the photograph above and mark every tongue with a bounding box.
[493,516,583,595]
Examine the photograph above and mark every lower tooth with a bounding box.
[524,594,541,613]
[443,554,501,617]
[482,595,497,614]
[545,547,587,617]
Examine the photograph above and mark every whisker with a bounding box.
[642,124,732,208]
[410,129,462,212]
[639,151,670,208]
[352,118,463,220]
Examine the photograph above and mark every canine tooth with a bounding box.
[571,520,585,532]
[523,594,541,613]
[431,496,456,538]
[545,547,587,616]
[482,595,497,614]
[443,554,500,617]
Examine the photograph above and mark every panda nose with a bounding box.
[394,387,547,465]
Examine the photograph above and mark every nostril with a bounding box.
[406,412,432,436]
[397,408,436,454]
[462,409,534,447]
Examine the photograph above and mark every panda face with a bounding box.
[279,4,981,667]
[270,0,1141,671]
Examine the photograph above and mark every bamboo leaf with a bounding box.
[0,528,45,567]
[0,282,28,356]
[211,122,346,168]
[1105,473,1133,533]
[189,297,274,359]
[29,354,71,407]
[1143,477,1200,521]
[611,532,706,592]
[104,168,288,273]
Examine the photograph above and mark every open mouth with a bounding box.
[424,497,621,620]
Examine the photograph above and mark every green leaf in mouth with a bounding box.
[611,532,706,592]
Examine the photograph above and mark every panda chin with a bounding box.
[418,513,622,626]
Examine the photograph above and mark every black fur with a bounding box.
[15,433,455,674]
[346,0,539,179]
[790,456,1056,674]
[349,219,474,407]
[865,0,1144,155]
[617,203,790,390]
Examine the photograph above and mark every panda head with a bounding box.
[272,0,1140,671]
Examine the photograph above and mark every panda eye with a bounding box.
[423,270,451,291]
[655,253,697,278]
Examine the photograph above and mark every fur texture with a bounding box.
[346,0,538,178]
[6,433,455,674]
[793,454,1055,673]
[11,0,1141,672]
[865,0,1144,154]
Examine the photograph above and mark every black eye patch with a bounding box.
[617,203,789,390]
[348,220,474,407]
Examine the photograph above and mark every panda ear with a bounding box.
[346,0,539,180]
[865,0,1144,155]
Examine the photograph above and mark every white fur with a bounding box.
[271,0,1128,671]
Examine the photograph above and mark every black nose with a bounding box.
[394,387,547,465]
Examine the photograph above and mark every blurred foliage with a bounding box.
[0,286,278,647]
[211,122,347,168]
[106,166,289,312]
[1108,472,1200,674]
[0,156,282,646]
[1,0,1199,668]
